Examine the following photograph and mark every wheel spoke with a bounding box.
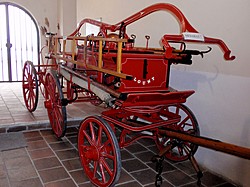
[178,116,189,128]
[93,160,99,180]
[89,122,96,143]
[100,139,111,150]
[100,157,113,177]
[101,151,115,160]
[97,126,103,146]
[83,130,95,146]
[54,108,62,134]
[177,146,184,156]
[99,161,107,183]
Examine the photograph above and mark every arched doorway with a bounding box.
[0,2,40,82]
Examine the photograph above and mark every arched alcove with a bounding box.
[0,2,40,82]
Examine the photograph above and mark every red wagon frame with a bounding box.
[21,3,249,187]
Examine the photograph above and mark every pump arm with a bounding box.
[112,3,235,61]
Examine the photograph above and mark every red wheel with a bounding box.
[44,71,67,138]
[156,104,200,162]
[78,116,121,187]
[22,61,39,112]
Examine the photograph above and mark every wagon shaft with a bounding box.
[158,128,250,160]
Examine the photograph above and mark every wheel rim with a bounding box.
[44,71,67,138]
[156,104,200,162]
[22,61,38,112]
[78,116,121,187]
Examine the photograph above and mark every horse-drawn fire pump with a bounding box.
[22,3,250,187]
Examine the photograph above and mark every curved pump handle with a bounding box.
[162,34,236,61]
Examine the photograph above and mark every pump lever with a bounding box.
[180,46,212,58]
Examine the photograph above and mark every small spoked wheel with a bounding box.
[78,116,121,187]
[44,70,67,138]
[22,61,39,112]
[156,104,200,162]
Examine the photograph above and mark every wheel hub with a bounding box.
[44,99,53,109]
[83,146,100,161]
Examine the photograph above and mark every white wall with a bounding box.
[77,0,250,186]
[57,0,77,36]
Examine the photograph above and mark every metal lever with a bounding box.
[180,46,212,58]
[145,35,150,49]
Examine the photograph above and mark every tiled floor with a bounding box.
[0,128,239,187]
[0,83,239,187]
[0,82,104,132]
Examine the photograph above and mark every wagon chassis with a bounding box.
[22,3,250,187]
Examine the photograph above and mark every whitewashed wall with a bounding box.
[77,0,250,186]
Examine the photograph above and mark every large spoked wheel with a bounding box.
[78,116,121,187]
[156,104,200,162]
[22,61,39,112]
[44,70,67,138]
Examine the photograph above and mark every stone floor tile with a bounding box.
[0,177,10,187]
[40,129,55,137]
[122,158,148,173]
[117,169,135,184]
[5,156,32,170]
[135,150,156,163]
[120,149,135,161]
[216,182,238,187]
[25,136,44,142]
[27,140,48,151]
[1,148,27,159]
[8,165,38,182]
[0,164,7,179]
[33,156,61,170]
[45,179,77,187]
[174,160,199,175]
[125,143,148,154]
[66,135,78,145]
[38,167,70,183]
[146,145,159,155]
[55,149,79,160]
[144,181,174,187]
[130,168,156,186]
[43,134,63,143]
[147,160,177,173]
[62,158,82,171]
[116,181,142,187]
[200,171,228,186]
[69,169,89,184]
[49,141,73,151]
[162,169,195,186]
[78,181,95,187]
[65,127,78,135]
[0,118,14,124]
[180,182,206,187]
[28,148,55,160]
[23,131,41,139]
[10,177,43,187]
